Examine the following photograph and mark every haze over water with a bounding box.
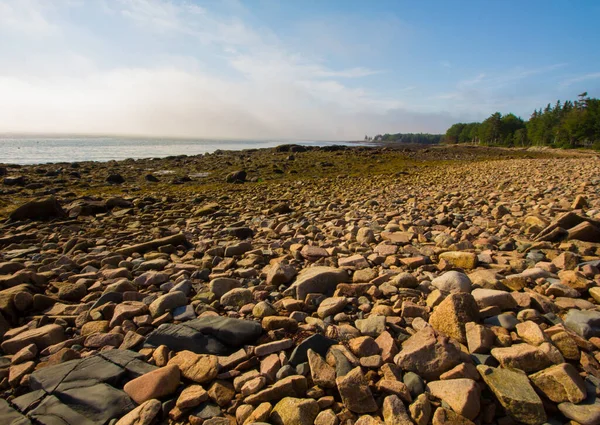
[0,135,348,165]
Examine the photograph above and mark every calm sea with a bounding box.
[0,135,354,165]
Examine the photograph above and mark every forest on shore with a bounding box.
[444,92,600,148]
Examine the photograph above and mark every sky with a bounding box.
[0,0,599,140]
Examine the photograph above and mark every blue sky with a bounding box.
[0,0,598,139]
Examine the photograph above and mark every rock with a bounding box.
[208,380,235,406]
[465,322,495,354]
[58,282,87,302]
[1,324,66,354]
[146,316,262,354]
[355,315,386,337]
[382,394,413,425]
[107,173,125,184]
[529,363,586,403]
[477,365,546,425]
[429,292,479,344]
[471,288,517,310]
[115,399,162,425]
[357,228,375,244]
[176,385,209,408]
[515,321,546,346]
[9,197,66,221]
[431,271,471,293]
[270,397,319,425]
[317,297,347,318]
[292,267,349,301]
[394,327,461,381]
[267,263,297,286]
[123,365,181,404]
[226,170,247,183]
[336,367,378,413]
[409,394,432,425]
[564,309,600,338]
[289,334,337,366]
[244,375,308,404]
[558,399,600,425]
[220,288,252,307]
[209,278,241,298]
[148,291,187,318]
[307,349,336,388]
[315,409,339,425]
[490,343,553,373]
[431,407,476,425]
[438,251,477,269]
[168,350,219,383]
[426,379,480,420]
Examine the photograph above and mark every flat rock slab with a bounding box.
[145,316,262,355]
[8,350,152,425]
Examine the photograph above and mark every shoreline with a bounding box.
[0,145,599,425]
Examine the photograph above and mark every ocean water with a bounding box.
[0,135,353,165]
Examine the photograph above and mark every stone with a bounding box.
[271,397,319,425]
[11,343,37,364]
[1,324,66,354]
[209,278,241,298]
[317,297,347,318]
[465,322,495,354]
[477,365,546,425]
[564,309,600,338]
[244,375,308,405]
[58,282,87,302]
[293,267,349,301]
[176,385,209,408]
[168,350,219,383]
[490,343,553,373]
[355,315,386,337]
[428,292,479,344]
[148,291,187,317]
[267,263,297,286]
[308,349,336,388]
[123,365,181,404]
[431,271,471,293]
[515,321,546,346]
[289,334,337,366]
[221,288,253,307]
[146,316,262,355]
[431,407,476,425]
[244,402,272,425]
[529,363,586,403]
[115,399,162,425]
[426,379,480,420]
[558,400,600,425]
[394,327,461,381]
[9,197,66,221]
[382,394,413,425]
[208,380,236,406]
[315,409,339,425]
[336,367,378,413]
[409,393,432,425]
[438,251,477,269]
[471,288,517,310]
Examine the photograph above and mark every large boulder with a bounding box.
[9,197,66,221]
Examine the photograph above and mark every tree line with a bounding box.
[369,133,443,144]
[444,92,600,148]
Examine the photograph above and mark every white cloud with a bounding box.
[0,0,461,138]
[561,72,600,87]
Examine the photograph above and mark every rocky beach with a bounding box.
[1,144,600,425]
